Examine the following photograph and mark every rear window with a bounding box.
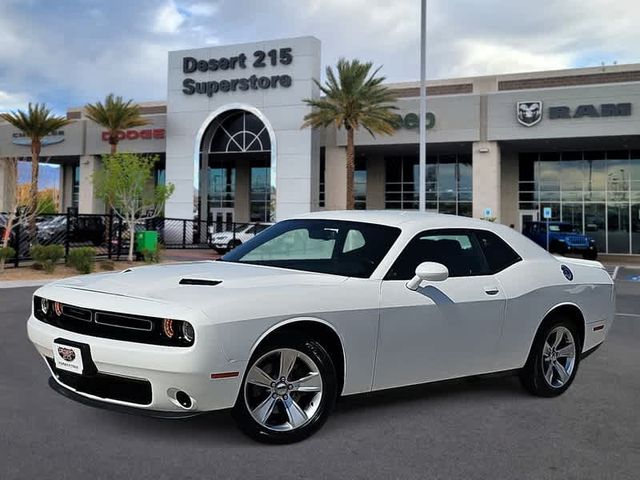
[475,230,521,273]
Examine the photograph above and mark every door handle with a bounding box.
[484,286,500,296]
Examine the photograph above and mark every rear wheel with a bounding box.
[520,319,581,397]
[233,335,337,443]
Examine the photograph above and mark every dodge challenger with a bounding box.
[27,211,615,443]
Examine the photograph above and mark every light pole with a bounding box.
[418,0,427,212]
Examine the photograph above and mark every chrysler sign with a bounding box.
[517,101,632,127]
[12,130,65,146]
[182,47,293,98]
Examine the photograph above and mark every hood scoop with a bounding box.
[179,278,223,286]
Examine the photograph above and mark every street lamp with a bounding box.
[418,0,427,212]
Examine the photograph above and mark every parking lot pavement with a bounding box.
[1,284,639,480]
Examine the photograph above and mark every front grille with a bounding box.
[47,358,152,405]
[34,297,194,347]
[63,305,92,322]
[94,312,153,331]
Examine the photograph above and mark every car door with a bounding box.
[373,229,507,390]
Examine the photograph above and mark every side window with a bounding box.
[343,229,366,253]
[474,230,522,273]
[385,229,490,280]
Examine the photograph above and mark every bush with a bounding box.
[99,260,115,271]
[67,247,96,274]
[31,244,64,273]
[0,246,16,261]
[141,248,162,264]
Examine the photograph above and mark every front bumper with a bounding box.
[28,316,245,414]
[48,376,201,419]
[561,243,595,253]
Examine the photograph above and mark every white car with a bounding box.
[208,223,271,253]
[27,211,614,443]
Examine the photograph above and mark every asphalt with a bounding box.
[1,281,639,480]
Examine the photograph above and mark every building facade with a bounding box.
[1,36,640,254]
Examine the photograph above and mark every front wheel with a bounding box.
[233,336,337,443]
[227,240,241,251]
[583,249,598,260]
[520,319,581,397]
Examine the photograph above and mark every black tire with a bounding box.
[232,334,337,444]
[549,240,566,255]
[583,249,598,260]
[227,240,241,251]
[520,316,582,397]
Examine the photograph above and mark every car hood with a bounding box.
[48,261,347,303]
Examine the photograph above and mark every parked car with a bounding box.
[208,223,271,253]
[37,215,106,246]
[0,214,32,256]
[523,221,598,260]
[28,211,614,443]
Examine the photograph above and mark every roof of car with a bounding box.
[293,210,494,228]
[291,210,552,260]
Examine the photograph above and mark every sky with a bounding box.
[0,0,639,114]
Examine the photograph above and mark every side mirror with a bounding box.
[406,262,449,291]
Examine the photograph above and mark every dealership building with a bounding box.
[1,36,640,254]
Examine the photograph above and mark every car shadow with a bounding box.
[85,372,523,445]
[333,372,524,417]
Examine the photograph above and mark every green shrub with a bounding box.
[67,247,96,274]
[31,244,64,273]
[99,260,115,271]
[141,248,162,264]
[0,246,16,261]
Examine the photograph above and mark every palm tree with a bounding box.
[0,103,71,235]
[302,58,397,209]
[85,94,150,154]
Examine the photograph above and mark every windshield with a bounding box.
[548,224,577,233]
[222,219,401,278]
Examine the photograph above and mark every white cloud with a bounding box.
[447,40,572,78]
[184,1,218,17]
[153,1,185,34]
[0,90,32,112]
[1,0,640,112]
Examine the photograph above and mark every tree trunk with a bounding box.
[345,127,355,210]
[109,131,118,155]
[29,140,41,238]
[128,221,135,262]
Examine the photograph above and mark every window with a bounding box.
[223,219,401,278]
[384,153,472,215]
[474,230,521,273]
[385,229,489,280]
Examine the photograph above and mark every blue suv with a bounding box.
[523,221,598,260]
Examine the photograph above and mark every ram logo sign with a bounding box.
[516,101,543,127]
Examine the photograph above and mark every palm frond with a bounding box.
[302,58,397,137]
[0,103,72,140]
[85,93,151,131]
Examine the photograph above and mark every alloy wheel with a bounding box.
[244,348,323,431]
[541,326,577,388]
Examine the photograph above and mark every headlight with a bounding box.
[558,239,566,242]
[181,322,195,343]
[162,319,194,345]
[40,297,49,315]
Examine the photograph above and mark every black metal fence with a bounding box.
[0,210,271,267]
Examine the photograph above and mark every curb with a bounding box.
[0,280,52,289]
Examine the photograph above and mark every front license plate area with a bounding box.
[53,341,85,375]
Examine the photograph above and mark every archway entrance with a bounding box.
[199,109,274,224]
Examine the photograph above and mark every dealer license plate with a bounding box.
[53,341,84,375]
